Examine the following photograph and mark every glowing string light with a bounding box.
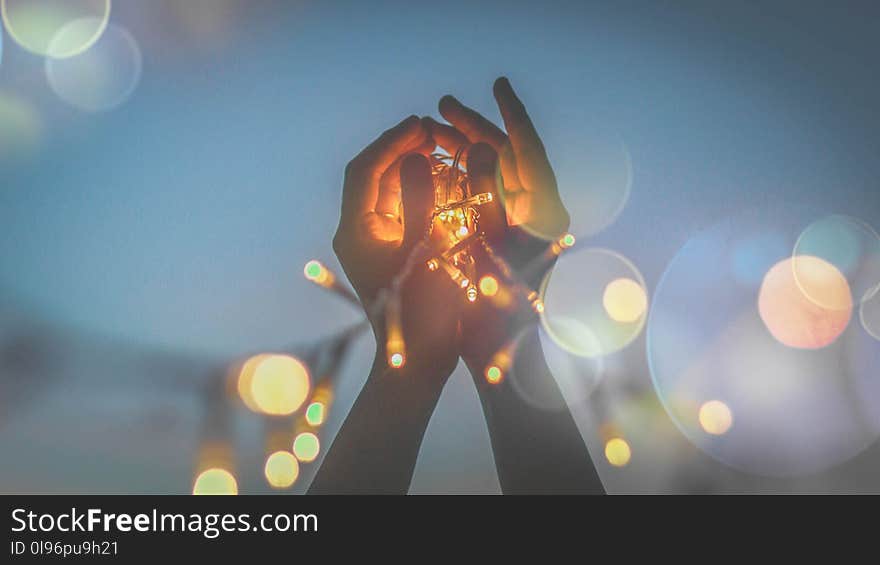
[466,285,478,302]
[385,294,406,369]
[304,259,333,286]
[484,338,518,385]
[305,401,326,426]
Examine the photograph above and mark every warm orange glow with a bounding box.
[385,295,406,369]
[758,256,852,349]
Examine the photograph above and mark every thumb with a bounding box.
[466,142,506,244]
[400,153,435,250]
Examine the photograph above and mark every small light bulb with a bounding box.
[485,365,503,384]
[426,259,439,271]
[304,259,332,286]
[466,285,478,302]
[458,225,469,237]
[304,260,322,280]
[560,233,576,249]
[389,352,405,369]
[305,401,326,426]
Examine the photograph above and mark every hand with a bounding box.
[425,77,570,375]
[333,115,461,384]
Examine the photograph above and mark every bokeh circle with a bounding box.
[793,214,880,310]
[1,0,110,58]
[540,247,648,358]
[509,134,632,241]
[507,324,605,412]
[45,20,141,113]
[860,289,880,341]
[648,208,880,476]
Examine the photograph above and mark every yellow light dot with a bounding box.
[192,468,238,495]
[699,400,733,435]
[293,432,320,462]
[264,451,300,489]
[485,366,503,384]
[427,259,439,271]
[604,438,632,467]
[389,352,405,368]
[603,277,648,323]
[479,276,499,297]
[250,354,311,416]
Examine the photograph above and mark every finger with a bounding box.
[437,97,522,190]
[438,95,507,149]
[466,142,506,244]
[375,134,437,218]
[493,77,555,191]
[341,115,427,223]
[400,153,435,250]
[423,117,469,156]
[375,158,404,217]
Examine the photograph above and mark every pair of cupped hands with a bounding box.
[333,77,569,391]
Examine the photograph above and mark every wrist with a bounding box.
[368,343,456,410]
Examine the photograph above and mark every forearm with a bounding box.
[468,325,605,494]
[309,350,447,494]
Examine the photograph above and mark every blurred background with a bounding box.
[1,0,879,494]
